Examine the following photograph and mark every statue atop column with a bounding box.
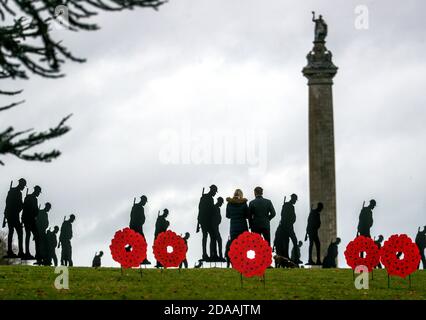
[312,11,328,42]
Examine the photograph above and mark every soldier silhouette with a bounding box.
[129,195,150,264]
[322,237,341,268]
[374,235,384,269]
[92,251,104,268]
[22,185,41,260]
[281,194,298,259]
[305,202,323,265]
[35,202,51,265]
[210,197,225,262]
[179,232,190,269]
[273,222,285,257]
[291,240,303,266]
[154,209,170,268]
[415,226,426,269]
[357,199,376,238]
[59,214,75,266]
[225,237,232,268]
[46,226,59,266]
[249,187,276,245]
[197,185,217,261]
[3,178,26,258]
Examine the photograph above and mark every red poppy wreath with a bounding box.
[153,230,187,268]
[344,236,380,272]
[110,227,147,268]
[228,231,272,278]
[380,234,420,278]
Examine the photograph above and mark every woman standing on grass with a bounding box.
[226,189,249,241]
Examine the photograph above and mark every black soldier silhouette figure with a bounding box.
[210,197,225,262]
[129,195,150,264]
[22,185,41,260]
[46,226,59,266]
[374,235,384,269]
[92,251,104,268]
[322,237,341,268]
[59,214,75,266]
[305,202,323,265]
[312,11,328,42]
[226,189,249,241]
[225,237,231,268]
[179,232,190,269]
[415,226,426,269]
[280,194,298,259]
[35,202,51,265]
[3,178,26,258]
[129,195,147,236]
[357,200,376,238]
[291,240,303,266]
[154,209,170,268]
[197,185,217,261]
[273,221,285,257]
[249,187,276,245]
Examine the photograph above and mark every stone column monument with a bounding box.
[302,12,338,262]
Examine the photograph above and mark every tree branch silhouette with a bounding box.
[0,0,166,165]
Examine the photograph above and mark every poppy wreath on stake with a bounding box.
[229,231,272,278]
[344,236,380,272]
[110,227,147,268]
[153,230,187,268]
[380,234,421,278]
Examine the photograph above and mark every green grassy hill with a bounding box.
[0,266,425,300]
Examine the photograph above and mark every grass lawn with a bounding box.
[0,265,425,300]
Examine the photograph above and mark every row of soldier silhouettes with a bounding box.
[2,178,75,266]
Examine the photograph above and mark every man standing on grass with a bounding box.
[129,195,150,264]
[281,194,298,259]
[59,214,75,266]
[22,185,41,260]
[197,185,217,261]
[249,186,276,245]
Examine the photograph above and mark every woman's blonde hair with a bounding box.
[233,189,243,199]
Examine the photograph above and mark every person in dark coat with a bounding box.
[249,186,276,245]
[415,226,426,269]
[154,209,170,268]
[210,197,225,262]
[197,185,217,261]
[35,202,51,265]
[226,189,249,241]
[322,238,341,268]
[129,195,147,236]
[22,185,41,260]
[92,251,104,268]
[305,202,323,265]
[280,194,298,259]
[179,232,190,269]
[46,226,59,266]
[374,235,384,269]
[357,199,376,237]
[59,214,75,266]
[4,178,26,258]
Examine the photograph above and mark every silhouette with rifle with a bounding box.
[305,202,323,265]
[46,226,59,266]
[322,237,341,268]
[249,186,276,245]
[92,251,104,268]
[129,195,150,264]
[59,214,75,266]
[35,202,51,265]
[280,194,299,259]
[154,209,170,268]
[357,199,376,238]
[22,185,41,260]
[2,178,26,259]
[210,197,225,262]
[197,185,217,261]
[415,226,426,269]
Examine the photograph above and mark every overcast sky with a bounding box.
[1,0,426,268]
